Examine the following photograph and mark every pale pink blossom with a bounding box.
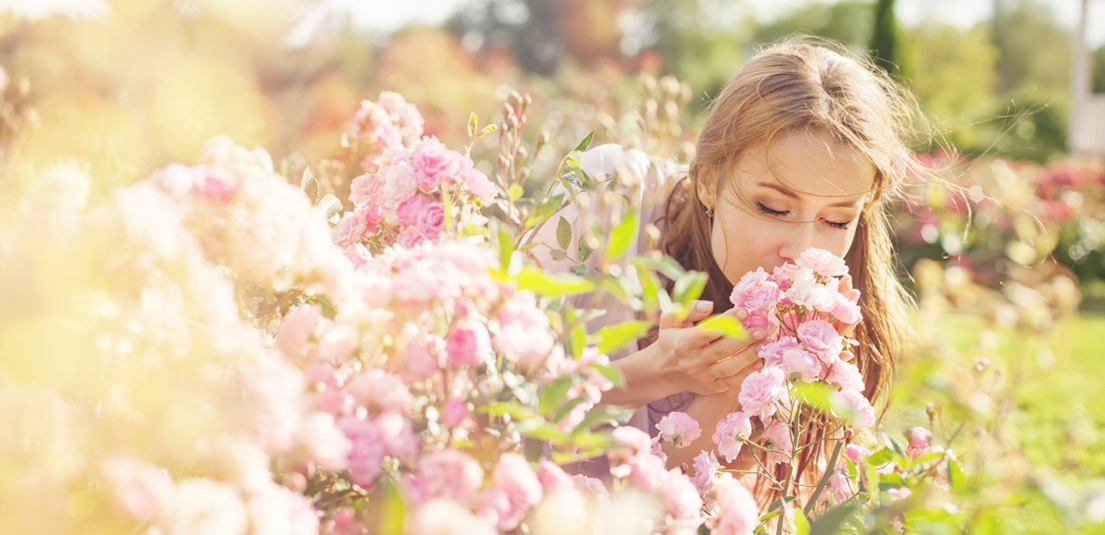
[247,484,320,535]
[399,341,439,381]
[275,304,322,360]
[535,460,575,494]
[492,291,554,368]
[827,360,865,392]
[339,417,386,487]
[760,421,793,466]
[412,138,468,192]
[845,444,871,465]
[344,370,412,414]
[738,366,786,420]
[797,320,844,363]
[100,456,174,522]
[349,172,383,207]
[693,449,721,493]
[413,201,445,242]
[830,292,863,325]
[332,208,377,249]
[405,449,484,507]
[659,469,704,528]
[708,475,759,535]
[410,498,496,535]
[445,321,491,367]
[193,165,239,204]
[396,193,435,227]
[656,411,702,449]
[828,469,853,504]
[295,412,352,471]
[758,336,801,368]
[441,400,472,427]
[375,411,418,464]
[781,346,824,382]
[795,247,849,277]
[479,453,543,531]
[713,411,752,463]
[164,479,248,535]
[460,167,498,205]
[906,427,930,458]
[379,160,417,209]
[831,389,876,429]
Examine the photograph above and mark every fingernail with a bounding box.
[735,308,749,320]
[695,301,712,313]
[752,329,765,340]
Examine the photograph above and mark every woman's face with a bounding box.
[700,129,877,283]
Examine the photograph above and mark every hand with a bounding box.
[649,300,767,396]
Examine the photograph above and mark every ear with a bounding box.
[696,167,717,210]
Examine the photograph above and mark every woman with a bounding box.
[535,40,924,504]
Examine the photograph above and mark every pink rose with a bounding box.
[758,336,800,367]
[760,420,793,466]
[828,469,853,504]
[831,389,876,429]
[414,201,445,239]
[693,449,721,493]
[656,411,702,449]
[441,400,472,427]
[193,165,239,204]
[406,449,484,508]
[344,370,413,415]
[375,411,418,464]
[479,453,543,531]
[332,207,378,249]
[349,172,383,207]
[445,321,491,367]
[830,292,862,325]
[738,366,786,420]
[460,167,498,205]
[708,475,759,535]
[659,469,704,527]
[712,410,752,463]
[396,194,435,227]
[845,443,871,465]
[827,360,865,392]
[275,304,322,360]
[797,320,844,364]
[399,341,439,380]
[379,160,417,208]
[412,139,467,192]
[795,247,849,277]
[339,416,387,487]
[906,426,930,457]
[782,346,824,382]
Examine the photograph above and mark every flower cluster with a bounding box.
[334,136,499,252]
[346,91,425,171]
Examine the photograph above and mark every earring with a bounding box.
[704,206,714,220]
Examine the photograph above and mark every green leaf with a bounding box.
[606,210,638,260]
[494,221,515,274]
[375,480,406,535]
[539,377,574,415]
[587,363,626,389]
[478,123,498,138]
[509,183,524,201]
[572,405,634,435]
[514,267,594,297]
[525,193,564,226]
[522,421,568,442]
[317,194,343,219]
[550,249,568,261]
[578,239,594,262]
[947,459,966,493]
[479,401,539,421]
[790,382,835,413]
[809,503,858,535]
[866,448,893,467]
[572,130,595,153]
[564,303,586,361]
[594,320,652,354]
[556,216,572,251]
[468,112,478,138]
[672,271,708,308]
[794,507,811,535]
[698,315,747,339]
[552,396,589,424]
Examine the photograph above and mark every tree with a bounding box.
[870,0,899,75]
[751,0,874,51]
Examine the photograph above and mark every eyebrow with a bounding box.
[756,182,866,208]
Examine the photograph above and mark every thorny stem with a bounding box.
[804,438,844,516]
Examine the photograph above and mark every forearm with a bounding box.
[598,344,675,409]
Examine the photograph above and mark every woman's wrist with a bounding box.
[602,343,674,408]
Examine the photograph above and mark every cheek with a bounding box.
[711,211,784,277]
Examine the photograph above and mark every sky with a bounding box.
[310,0,1105,47]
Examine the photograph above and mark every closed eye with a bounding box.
[757,202,851,230]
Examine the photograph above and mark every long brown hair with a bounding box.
[658,39,929,506]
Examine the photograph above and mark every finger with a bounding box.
[705,345,761,378]
[659,300,713,329]
[701,326,766,360]
[686,306,745,345]
[716,359,765,389]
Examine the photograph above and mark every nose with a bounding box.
[778,220,818,264]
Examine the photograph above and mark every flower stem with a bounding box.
[804,438,844,516]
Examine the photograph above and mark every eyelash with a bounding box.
[756,202,851,230]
